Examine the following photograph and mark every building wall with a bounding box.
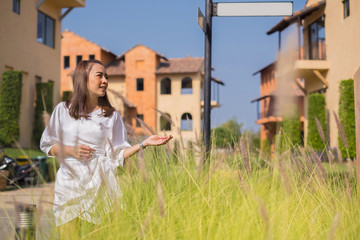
[124,45,157,135]
[0,0,64,147]
[60,30,116,94]
[302,1,360,148]
[107,76,126,116]
[156,73,202,144]
[325,0,360,147]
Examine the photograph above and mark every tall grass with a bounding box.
[39,138,360,239]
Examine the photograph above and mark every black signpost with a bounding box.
[198,1,293,157]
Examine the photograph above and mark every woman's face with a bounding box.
[87,63,108,98]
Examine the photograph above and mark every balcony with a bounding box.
[201,100,220,109]
[295,42,329,90]
[200,77,222,109]
[52,0,85,8]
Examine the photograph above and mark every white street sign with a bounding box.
[214,2,293,17]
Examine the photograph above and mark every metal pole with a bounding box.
[204,0,212,157]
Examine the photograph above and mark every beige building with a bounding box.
[0,0,85,147]
[262,0,360,147]
[106,45,224,143]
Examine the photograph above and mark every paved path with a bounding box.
[0,183,56,240]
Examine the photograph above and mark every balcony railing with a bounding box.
[298,39,326,60]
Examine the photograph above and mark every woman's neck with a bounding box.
[86,97,99,113]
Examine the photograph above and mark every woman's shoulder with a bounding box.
[52,102,69,114]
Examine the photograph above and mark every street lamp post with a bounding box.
[199,1,293,159]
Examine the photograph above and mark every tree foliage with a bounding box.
[338,79,355,159]
[0,71,22,146]
[307,93,327,151]
[212,118,242,148]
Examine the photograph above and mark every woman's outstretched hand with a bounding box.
[142,135,173,147]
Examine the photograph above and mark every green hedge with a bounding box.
[307,93,327,151]
[338,79,355,159]
[62,91,73,102]
[0,71,23,146]
[32,82,54,147]
[282,104,301,146]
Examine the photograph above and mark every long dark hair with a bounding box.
[66,59,115,119]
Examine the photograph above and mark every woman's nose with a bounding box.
[101,76,108,84]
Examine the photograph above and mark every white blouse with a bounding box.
[40,102,131,226]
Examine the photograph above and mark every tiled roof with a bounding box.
[156,57,204,74]
[267,0,326,34]
[106,58,125,76]
[62,29,116,57]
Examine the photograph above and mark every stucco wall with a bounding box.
[156,73,202,144]
[325,0,360,147]
[125,45,157,135]
[0,0,63,147]
[60,30,116,94]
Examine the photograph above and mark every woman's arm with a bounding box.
[123,135,173,159]
[49,144,95,160]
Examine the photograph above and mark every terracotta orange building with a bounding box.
[252,62,305,150]
[106,45,224,142]
[61,33,224,143]
[60,30,116,94]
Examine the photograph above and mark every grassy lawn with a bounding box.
[34,144,360,239]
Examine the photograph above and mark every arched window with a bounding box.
[160,113,171,131]
[181,77,193,94]
[181,113,192,131]
[160,78,171,94]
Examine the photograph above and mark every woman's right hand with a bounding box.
[72,144,96,160]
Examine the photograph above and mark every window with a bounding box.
[137,78,144,91]
[308,15,325,60]
[160,78,171,94]
[76,55,82,65]
[13,0,20,14]
[181,113,192,131]
[136,114,144,127]
[343,0,350,18]
[64,56,70,69]
[89,55,95,60]
[160,113,171,131]
[37,11,55,48]
[181,77,193,94]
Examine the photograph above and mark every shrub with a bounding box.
[212,118,242,148]
[62,91,73,102]
[338,79,355,159]
[282,104,301,146]
[32,82,54,147]
[307,93,327,151]
[0,71,23,146]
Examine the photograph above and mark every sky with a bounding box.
[62,0,307,131]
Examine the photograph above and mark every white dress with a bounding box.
[40,102,131,226]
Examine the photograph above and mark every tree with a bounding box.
[212,118,242,148]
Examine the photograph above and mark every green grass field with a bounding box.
[3,140,360,239]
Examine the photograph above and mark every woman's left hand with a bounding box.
[142,135,173,147]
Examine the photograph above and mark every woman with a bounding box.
[40,60,172,234]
